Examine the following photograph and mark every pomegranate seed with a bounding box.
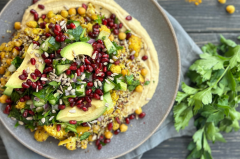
[80,65,85,72]
[34,13,39,21]
[24,95,31,100]
[98,63,103,69]
[69,120,77,124]
[129,114,135,120]
[108,21,114,27]
[23,70,28,77]
[28,110,35,116]
[102,66,107,73]
[102,19,107,25]
[66,69,71,75]
[45,33,51,38]
[106,71,112,76]
[114,129,120,135]
[49,54,55,59]
[97,39,103,44]
[55,35,61,42]
[19,74,27,80]
[43,67,53,73]
[37,81,41,86]
[57,124,61,131]
[15,46,22,51]
[82,107,88,111]
[22,110,28,118]
[30,58,36,65]
[107,122,113,131]
[101,58,109,63]
[113,29,119,35]
[70,102,75,107]
[54,24,61,31]
[30,73,37,80]
[125,117,130,124]
[126,33,132,40]
[129,55,135,60]
[85,96,92,103]
[97,77,104,82]
[86,89,92,96]
[32,82,37,89]
[76,69,81,76]
[77,103,84,109]
[40,22,46,29]
[142,55,148,61]
[20,97,25,102]
[110,14,116,20]
[34,69,42,77]
[38,85,43,90]
[95,89,103,96]
[114,60,120,65]
[41,81,46,85]
[86,65,93,72]
[82,122,88,127]
[139,112,146,118]
[84,58,91,65]
[104,139,111,144]
[41,14,46,19]
[119,23,123,29]
[68,98,74,103]
[58,105,66,110]
[44,58,52,64]
[99,135,104,141]
[48,23,54,28]
[70,23,76,29]
[33,41,40,46]
[33,0,38,4]
[57,48,62,54]
[6,98,12,104]
[38,4,45,9]
[30,9,37,14]
[93,93,100,100]
[22,82,30,89]
[96,139,100,146]
[41,53,47,59]
[3,104,11,114]
[82,3,87,10]
[61,35,66,42]
[102,54,109,58]
[69,66,77,70]
[115,117,121,124]
[126,15,132,21]
[91,64,98,71]
[87,82,93,87]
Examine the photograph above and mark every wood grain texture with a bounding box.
[1,0,240,159]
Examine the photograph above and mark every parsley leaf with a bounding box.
[80,132,91,140]
[11,56,23,68]
[48,36,61,51]
[125,30,131,34]
[94,15,105,25]
[112,41,123,50]
[144,81,150,85]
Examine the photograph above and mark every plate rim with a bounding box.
[0,0,181,158]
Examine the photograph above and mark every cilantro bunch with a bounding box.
[174,35,240,159]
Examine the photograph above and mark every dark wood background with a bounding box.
[1,0,240,158]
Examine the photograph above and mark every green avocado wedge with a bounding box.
[60,42,93,60]
[5,43,45,88]
[57,92,113,122]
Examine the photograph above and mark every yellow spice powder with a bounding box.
[187,0,202,5]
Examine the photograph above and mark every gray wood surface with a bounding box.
[1,0,240,159]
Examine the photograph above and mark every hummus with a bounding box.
[21,0,159,117]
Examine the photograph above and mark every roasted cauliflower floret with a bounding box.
[44,124,67,139]
[49,15,66,24]
[76,126,90,136]
[26,21,38,28]
[34,127,49,142]
[113,120,120,131]
[81,23,93,33]
[58,137,77,151]
[86,3,98,20]
[15,101,26,109]
[24,28,44,40]
[81,140,88,149]
[128,35,142,57]
[99,25,111,33]
[110,64,122,74]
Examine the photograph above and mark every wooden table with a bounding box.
[1,0,240,158]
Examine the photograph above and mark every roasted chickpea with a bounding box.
[61,10,69,18]
[218,0,226,4]
[68,8,77,16]
[0,67,5,74]
[120,124,128,132]
[109,34,114,41]
[135,107,142,115]
[14,22,21,30]
[141,68,148,76]
[104,131,113,139]
[47,11,55,19]
[135,85,143,92]
[121,69,128,76]
[77,7,86,15]
[93,125,100,133]
[118,32,126,40]
[226,5,235,14]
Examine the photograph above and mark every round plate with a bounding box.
[0,0,180,158]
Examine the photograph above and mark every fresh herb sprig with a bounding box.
[174,35,240,159]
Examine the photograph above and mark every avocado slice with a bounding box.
[103,92,114,111]
[118,81,127,91]
[60,42,93,60]
[33,98,46,107]
[40,37,51,51]
[56,64,71,75]
[3,87,13,96]
[56,99,107,122]
[104,39,117,54]
[98,30,110,40]
[103,80,115,93]
[5,43,45,88]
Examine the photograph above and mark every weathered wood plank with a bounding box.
[158,0,240,33]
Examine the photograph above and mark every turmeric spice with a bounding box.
[187,0,202,6]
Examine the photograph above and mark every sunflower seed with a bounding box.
[26,117,33,120]
[18,121,24,125]
[81,73,86,80]
[49,116,54,121]
[42,43,45,48]
[59,99,63,105]
[104,62,108,65]
[92,53,97,59]
[52,110,56,113]
[130,50,136,55]
[11,117,16,121]
[36,86,39,92]
[98,81,102,87]
[35,53,40,57]
[53,68,55,74]
[105,103,109,107]
[41,77,48,81]
[113,56,118,60]
[69,109,76,114]
[26,67,30,73]
[146,98,151,101]
[60,21,66,26]
[35,63,39,69]
[67,86,72,91]
[32,44,37,49]
[64,5,69,10]
[57,90,63,94]
[94,81,98,88]
[108,77,114,81]
[110,59,114,63]
[100,96,103,101]
[41,118,45,123]
[62,57,66,61]
[44,52,49,57]
[105,79,110,84]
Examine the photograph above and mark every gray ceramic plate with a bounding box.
[0,0,180,158]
